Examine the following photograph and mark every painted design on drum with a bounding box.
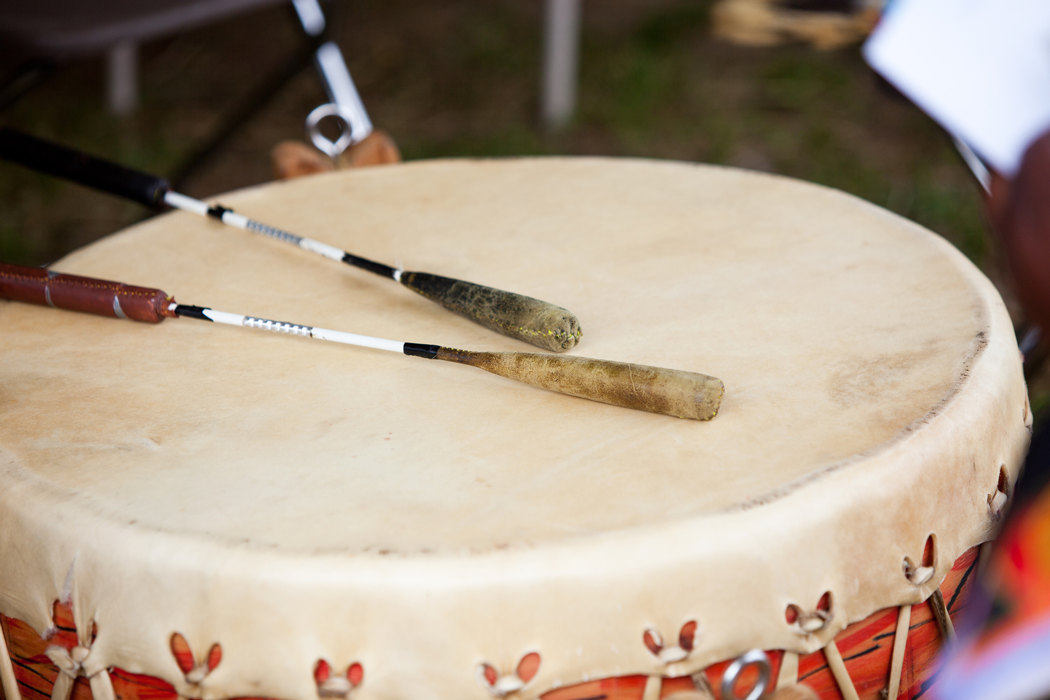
[313,659,363,698]
[0,550,980,700]
[642,621,700,664]
[478,652,541,697]
[169,634,221,687]
[781,550,976,700]
[538,549,979,700]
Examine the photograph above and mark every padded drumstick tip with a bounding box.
[399,272,582,352]
[435,349,723,420]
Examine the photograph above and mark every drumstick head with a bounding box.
[399,271,583,352]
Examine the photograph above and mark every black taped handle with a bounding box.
[0,127,171,209]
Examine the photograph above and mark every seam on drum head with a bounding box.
[727,323,992,516]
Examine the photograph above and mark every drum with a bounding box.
[0,158,1030,700]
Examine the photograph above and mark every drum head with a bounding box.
[0,159,1029,700]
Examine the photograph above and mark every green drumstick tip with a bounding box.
[399,271,582,353]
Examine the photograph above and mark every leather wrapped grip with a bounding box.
[0,128,171,208]
[399,271,582,353]
[0,263,175,323]
[435,348,724,420]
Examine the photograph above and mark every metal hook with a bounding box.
[305,103,355,159]
[721,649,771,700]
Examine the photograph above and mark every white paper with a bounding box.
[864,0,1050,177]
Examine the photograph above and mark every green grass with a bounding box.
[0,222,33,265]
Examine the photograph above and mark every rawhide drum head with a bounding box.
[0,158,1030,700]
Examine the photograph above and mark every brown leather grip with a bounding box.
[0,263,175,323]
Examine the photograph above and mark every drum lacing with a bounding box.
[987,465,1011,521]
[44,599,115,700]
[903,535,937,586]
[480,671,527,696]
[786,592,833,635]
[791,610,831,634]
[477,652,541,697]
[170,634,221,690]
[318,677,355,698]
[314,660,364,698]
[642,621,699,664]
[44,644,115,700]
[902,558,934,586]
[45,644,90,678]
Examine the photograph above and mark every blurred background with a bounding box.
[0,0,1045,419]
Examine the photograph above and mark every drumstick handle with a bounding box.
[0,130,586,354]
[168,309,723,420]
[0,263,175,323]
[0,128,171,208]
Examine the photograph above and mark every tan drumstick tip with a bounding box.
[435,349,724,420]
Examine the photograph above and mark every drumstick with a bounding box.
[0,263,723,421]
[0,128,582,353]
